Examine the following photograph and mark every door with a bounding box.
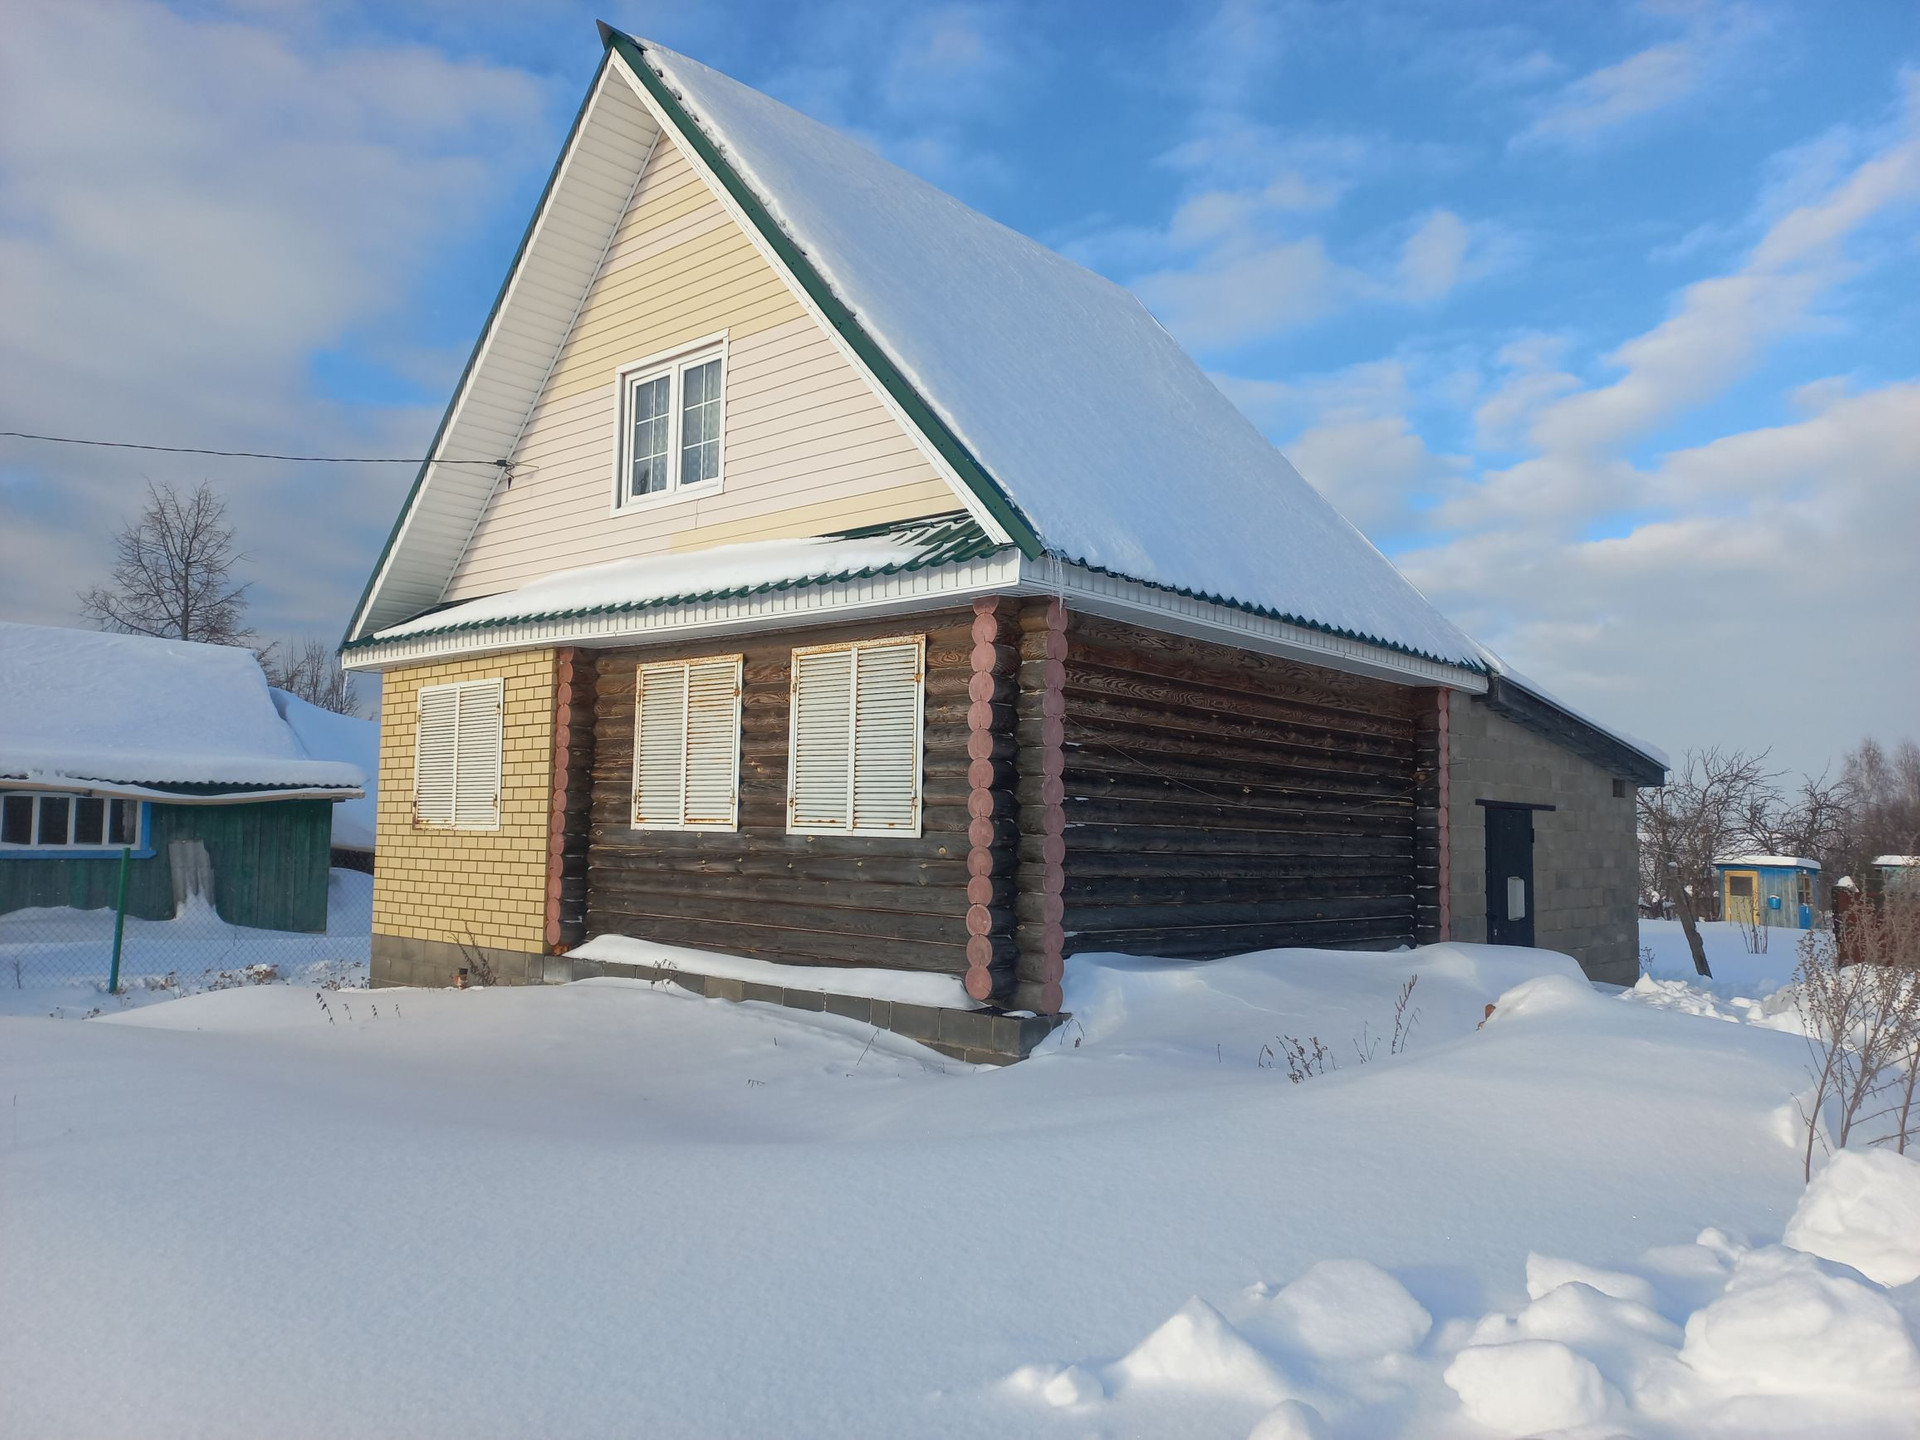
[1725,871,1757,927]
[1485,805,1535,947]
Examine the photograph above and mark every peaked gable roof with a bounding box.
[349,27,1477,669]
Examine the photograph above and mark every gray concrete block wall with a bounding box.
[1449,701,1641,985]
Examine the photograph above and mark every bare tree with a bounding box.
[1833,738,1920,886]
[1794,894,1920,1177]
[265,638,359,716]
[1638,747,1778,978]
[79,481,252,645]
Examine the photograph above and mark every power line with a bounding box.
[0,430,507,467]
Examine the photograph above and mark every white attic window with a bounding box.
[614,336,726,509]
[413,679,503,830]
[787,636,924,837]
[632,655,743,830]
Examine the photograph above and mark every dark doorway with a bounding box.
[1485,805,1536,947]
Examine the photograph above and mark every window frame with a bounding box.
[630,654,745,833]
[785,634,926,839]
[0,791,150,859]
[412,678,504,832]
[610,333,728,514]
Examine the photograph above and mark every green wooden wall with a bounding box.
[0,799,334,932]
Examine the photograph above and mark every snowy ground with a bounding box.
[0,868,370,1018]
[4,926,1918,1438]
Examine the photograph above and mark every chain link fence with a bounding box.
[2,844,371,1015]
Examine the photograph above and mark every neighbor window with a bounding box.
[616,343,725,505]
[413,679,503,830]
[0,792,140,853]
[632,656,743,831]
[787,636,924,836]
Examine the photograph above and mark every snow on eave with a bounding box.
[1714,854,1821,871]
[356,524,1000,649]
[1873,855,1920,867]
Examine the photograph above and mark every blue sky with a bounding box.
[1,0,1915,777]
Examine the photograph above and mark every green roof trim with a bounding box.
[602,25,1045,562]
[343,513,1007,651]
[341,48,614,649]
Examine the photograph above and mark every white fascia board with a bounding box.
[345,547,1481,691]
[604,52,1014,550]
[351,66,662,641]
[0,777,363,804]
[343,552,1027,671]
[1013,558,1488,691]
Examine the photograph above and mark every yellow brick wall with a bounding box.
[373,649,555,954]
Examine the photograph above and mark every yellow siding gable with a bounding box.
[443,129,956,603]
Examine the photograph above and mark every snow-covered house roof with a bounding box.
[346,29,1478,671]
[1874,855,1920,868]
[1715,855,1820,871]
[342,26,1662,773]
[270,689,378,849]
[0,623,364,799]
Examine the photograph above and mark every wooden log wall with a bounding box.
[1013,599,1068,1013]
[1413,687,1449,943]
[964,597,1021,1002]
[1057,610,1427,960]
[584,609,980,974]
[545,647,597,952]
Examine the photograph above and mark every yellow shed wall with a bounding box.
[373,650,556,955]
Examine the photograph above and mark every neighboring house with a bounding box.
[1715,854,1819,930]
[271,689,379,870]
[1874,856,1919,895]
[341,28,1664,1059]
[0,624,364,932]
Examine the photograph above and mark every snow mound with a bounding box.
[1783,1149,1920,1287]
[1678,1244,1920,1395]
[1109,1298,1295,1405]
[1444,1340,1617,1436]
[1002,1362,1103,1409]
[1243,1259,1431,1362]
[1246,1398,1329,1440]
[1525,1253,1657,1306]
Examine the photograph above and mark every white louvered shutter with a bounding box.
[683,657,742,827]
[451,681,503,829]
[633,662,689,826]
[632,656,741,830]
[789,647,854,829]
[414,684,459,826]
[851,641,923,832]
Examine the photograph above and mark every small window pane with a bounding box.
[628,374,672,497]
[1,795,31,846]
[74,797,106,846]
[37,795,72,846]
[110,800,138,846]
[679,358,721,485]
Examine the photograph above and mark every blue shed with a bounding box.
[1715,854,1819,930]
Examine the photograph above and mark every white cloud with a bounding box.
[1133,237,1349,351]
[0,0,544,638]
[1521,40,1700,145]
[1398,209,1470,302]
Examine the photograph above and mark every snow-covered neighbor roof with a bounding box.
[1715,855,1821,871]
[1874,855,1920,867]
[271,690,378,849]
[0,623,363,796]
[620,36,1481,669]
